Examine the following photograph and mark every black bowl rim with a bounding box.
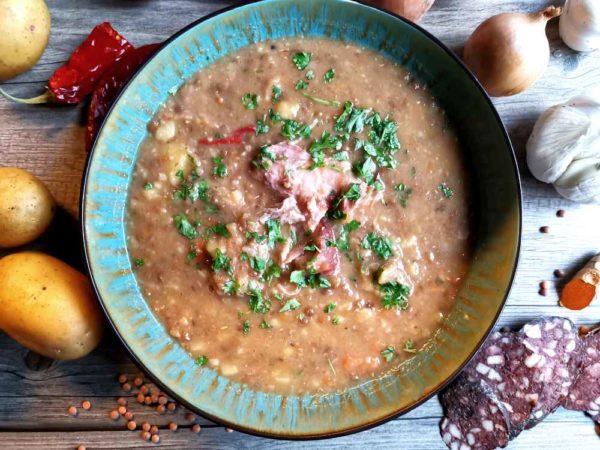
[80,0,522,440]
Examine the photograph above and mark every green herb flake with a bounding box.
[173,214,198,240]
[248,287,271,314]
[242,320,250,335]
[438,183,454,199]
[205,223,230,238]
[290,270,306,287]
[241,93,258,110]
[260,320,272,329]
[304,243,319,252]
[403,339,417,354]
[195,355,209,366]
[281,119,311,141]
[361,232,393,260]
[381,345,396,362]
[279,298,301,313]
[324,68,335,83]
[271,85,282,103]
[302,92,341,107]
[212,157,228,178]
[143,182,153,190]
[223,278,240,295]
[353,157,377,184]
[295,79,309,91]
[292,52,312,70]
[245,231,267,243]
[262,261,281,284]
[256,118,270,135]
[395,183,413,208]
[212,248,232,274]
[380,282,410,310]
[305,70,315,80]
[250,257,267,274]
[332,316,340,325]
[337,220,361,252]
[134,258,145,268]
[334,101,369,134]
[344,183,361,201]
[265,218,286,248]
[324,303,336,314]
[185,249,197,263]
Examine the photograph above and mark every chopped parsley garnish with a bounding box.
[223,278,240,295]
[305,70,315,80]
[212,248,232,274]
[333,151,349,161]
[248,287,271,314]
[281,119,311,141]
[279,298,301,313]
[268,107,282,123]
[265,218,285,248]
[332,316,340,325]
[336,220,361,251]
[295,79,309,90]
[329,184,361,219]
[292,51,312,70]
[242,320,250,335]
[343,183,361,201]
[134,258,144,268]
[324,68,335,83]
[256,117,270,134]
[250,257,267,274]
[395,183,413,208]
[212,157,228,178]
[380,282,410,310]
[195,355,209,366]
[172,169,218,213]
[290,270,331,289]
[381,345,396,362]
[252,144,277,171]
[334,101,369,134]
[361,232,393,260]
[245,231,267,243]
[204,223,229,238]
[403,339,417,354]
[324,303,336,314]
[186,249,197,263]
[143,182,153,190]
[260,320,272,329]
[173,213,198,240]
[308,131,346,168]
[262,260,281,284]
[438,183,454,198]
[367,112,400,152]
[304,243,319,252]
[241,93,258,110]
[271,85,282,103]
[302,92,341,107]
[353,157,377,184]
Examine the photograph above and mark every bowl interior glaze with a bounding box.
[82,0,521,438]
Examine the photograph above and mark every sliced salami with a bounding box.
[440,375,510,450]
[564,331,600,420]
[518,317,580,429]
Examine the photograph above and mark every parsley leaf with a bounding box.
[290,270,307,287]
[250,257,267,274]
[304,243,319,252]
[212,248,232,274]
[336,220,361,252]
[381,345,396,362]
[223,278,239,295]
[361,232,393,260]
[281,119,311,141]
[262,260,281,284]
[380,282,410,310]
[279,298,301,313]
[248,287,271,314]
[212,157,227,178]
[271,85,282,103]
[332,316,340,325]
[334,101,369,134]
[204,223,229,238]
[143,182,153,190]
[173,214,198,240]
[403,339,417,354]
[241,93,258,110]
[134,258,144,268]
[305,70,315,80]
[438,183,454,198]
[343,183,361,201]
[395,183,413,208]
[243,320,250,335]
[195,355,209,366]
[292,52,312,70]
[324,303,336,314]
[256,117,270,134]
[295,79,309,90]
[260,320,272,329]
[353,157,377,184]
[324,68,335,83]
[265,218,285,248]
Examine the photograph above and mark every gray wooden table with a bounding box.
[1,0,599,448]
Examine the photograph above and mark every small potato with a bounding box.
[0,168,56,248]
[0,252,104,360]
[0,0,51,80]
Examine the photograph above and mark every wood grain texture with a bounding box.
[1,0,600,448]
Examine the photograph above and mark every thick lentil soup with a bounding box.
[127,38,473,394]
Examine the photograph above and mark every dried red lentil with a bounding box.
[554,269,565,278]
[156,404,166,414]
[167,402,177,412]
[539,280,550,290]
[77,446,86,450]
[117,406,127,415]
[82,400,91,411]
[127,420,137,431]
[557,209,566,217]
[122,382,132,392]
[141,431,151,441]
[184,412,195,422]
[124,411,134,421]
[109,410,120,420]
[150,425,159,435]
[540,226,550,234]
[169,422,178,431]
[134,377,143,386]
[151,435,160,444]
[117,397,127,406]
[192,424,201,433]
[158,396,168,405]
[68,406,78,416]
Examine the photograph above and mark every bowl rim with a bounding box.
[80,0,522,439]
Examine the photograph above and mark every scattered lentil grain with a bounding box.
[77,446,86,450]
[169,422,178,431]
[117,406,127,415]
[117,397,127,406]
[136,393,145,403]
[150,425,159,435]
[81,400,91,411]
[539,281,550,290]
[140,385,149,395]
[124,411,134,421]
[539,226,550,234]
[118,374,128,384]
[539,288,549,296]
[122,382,132,392]
[557,209,566,217]
[142,422,151,432]
[151,434,160,444]
[127,420,137,431]
[109,410,120,420]
[554,269,565,278]
[167,402,177,412]
[133,377,143,387]
[158,396,168,405]
[225,428,234,433]
[68,406,78,416]
[192,424,201,433]
[156,404,166,414]
[141,431,151,441]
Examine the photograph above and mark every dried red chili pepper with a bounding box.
[86,43,161,151]
[198,125,257,146]
[1,22,133,105]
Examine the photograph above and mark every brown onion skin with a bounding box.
[364,0,436,23]
[463,6,562,97]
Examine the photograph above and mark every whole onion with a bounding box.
[364,0,436,23]
[463,6,562,97]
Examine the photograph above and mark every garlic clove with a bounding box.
[559,0,600,52]
[555,158,600,203]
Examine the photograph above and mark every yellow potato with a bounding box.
[0,252,104,360]
[0,0,51,80]
[0,167,56,248]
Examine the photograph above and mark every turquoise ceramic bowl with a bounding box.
[82,0,521,438]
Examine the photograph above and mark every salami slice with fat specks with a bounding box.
[518,317,580,429]
[564,330,600,422]
[440,375,510,450]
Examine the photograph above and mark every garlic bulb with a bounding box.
[559,0,600,51]
[526,90,600,203]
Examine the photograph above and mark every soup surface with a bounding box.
[127,38,473,394]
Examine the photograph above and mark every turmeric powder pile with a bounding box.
[560,254,600,310]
